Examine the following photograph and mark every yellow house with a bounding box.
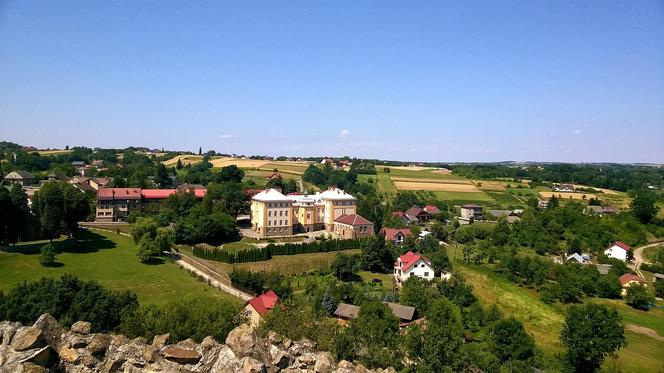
[250,189,293,236]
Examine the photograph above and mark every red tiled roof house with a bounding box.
[333,214,375,239]
[604,241,631,262]
[243,290,280,327]
[394,251,434,285]
[380,228,413,245]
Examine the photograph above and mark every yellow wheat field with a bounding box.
[390,177,471,185]
[210,157,270,168]
[474,180,507,191]
[394,181,481,192]
[539,191,598,200]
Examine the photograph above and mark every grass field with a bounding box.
[458,264,664,372]
[0,230,236,306]
[190,248,361,275]
[394,181,480,192]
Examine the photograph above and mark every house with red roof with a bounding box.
[423,205,441,215]
[380,228,413,245]
[243,290,280,327]
[619,273,647,296]
[333,214,375,239]
[604,241,631,262]
[394,251,434,284]
[406,206,430,222]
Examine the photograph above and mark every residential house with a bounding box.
[506,216,521,224]
[394,251,434,285]
[553,184,576,192]
[566,253,590,264]
[604,241,631,262]
[619,273,647,296]
[333,303,360,325]
[459,204,483,223]
[3,171,36,186]
[89,177,113,190]
[333,214,375,239]
[488,210,513,219]
[585,205,617,216]
[391,211,410,226]
[384,302,417,327]
[422,205,440,215]
[406,207,430,222]
[380,228,413,245]
[71,161,86,167]
[537,199,549,209]
[243,290,280,327]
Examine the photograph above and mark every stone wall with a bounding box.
[0,314,395,373]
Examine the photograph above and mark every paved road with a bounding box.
[631,241,664,279]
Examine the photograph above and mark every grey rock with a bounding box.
[226,324,257,357]
[152,333,170,347]
[32,314,63,353]
[241,356,266,373]
[86,333,111,355]
[70,321,92,335]
[314,351,335,373]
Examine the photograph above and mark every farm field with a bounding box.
[390,176,470,184]
[458,264,664,372]
[162,154,204,167]
[0,230,235,306]
[393,181,480,192]
[183,247,361,276]
[539,191,598,200]
[36,149,74,156]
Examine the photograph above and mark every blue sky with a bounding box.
[1,1,663,163]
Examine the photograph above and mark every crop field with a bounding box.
[393,181,481,192]
[539,191,598,200]
[259,162,310,175]
[162,154,204,167]
[390,176,470,184]
[472,180,507,191]
[36,149,74,156]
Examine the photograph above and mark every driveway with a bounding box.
[631,241,664,279]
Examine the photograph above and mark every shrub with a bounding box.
[39,243,57,267]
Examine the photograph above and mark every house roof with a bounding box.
[391,211,406,217]
[141,189,206,199]
[602,207,617,213]
[319,187,356,201]
[385,302,415,321]
[396,251,431,271]
[461,204,481,209]
[247,290,280,317]
[97,188,142,200]
[72,182,96,192]
[5,170,35,179]
[488,210,513,218]
[423,205,440,214]
[609,241,631,252]
[333,303,360,319]
[252,188,292,202]
[335,214,373,226]
[406,207,428,217]
[619,273,646,287]
[380,228,413,241]
[566,253,585,263]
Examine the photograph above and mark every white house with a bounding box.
[394,251,435,284]
[603,241,631,262]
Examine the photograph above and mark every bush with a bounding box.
[39,243,57,267]
[625,284,655,310]
[0,275,138,332]
[229,268,292,298]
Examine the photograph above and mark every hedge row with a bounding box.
[192,238,364,264]
[641,263,664,274]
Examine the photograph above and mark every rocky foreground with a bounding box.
[0,314,395,372]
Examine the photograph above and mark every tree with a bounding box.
[405,298,464,371]
[596,274,622,299]
[345,301,401,368]
[321,288,336,316]
[625,283,654,310]
[548,194,559,210]
[492,219,511,246]
[132,218,170,262]
[36,181,66,240]
[217,165,244,183]
[360,236,394,273]
[176,159,183,170]
[488,318,534,363]
[155,163,170,187]
[429,248,452,275]
[39,243,57,267]
[400,277,436,315]
[198,147,202,155]
[630,190,659,224]
[655,280,664,298]
[331,253,360,281]
[561,304,625,372]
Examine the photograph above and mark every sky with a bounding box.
[1,1,663,163]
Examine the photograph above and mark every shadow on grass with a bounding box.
[142,257,166,265]
[44,262,65,268]
[61,230,117,254]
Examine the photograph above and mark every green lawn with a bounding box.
[458,264,664,372]
[0,230,237,306]
[431,191,494,204]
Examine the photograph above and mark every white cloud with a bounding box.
[219,134,234,139]
[573,130,582,135]
[338,129,349,138]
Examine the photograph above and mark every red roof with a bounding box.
[97,188,142,200]
[247,290,280,317]
[610,241,632,251]
[423,205,440,214]
[391,211,406,217]
[335,214,373,226]
[395,251,431,271]
[141,188,206,199]
[406,207,428,217]
[266,173,282,179]
[619,273,646,287]
[380,228,413,241]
